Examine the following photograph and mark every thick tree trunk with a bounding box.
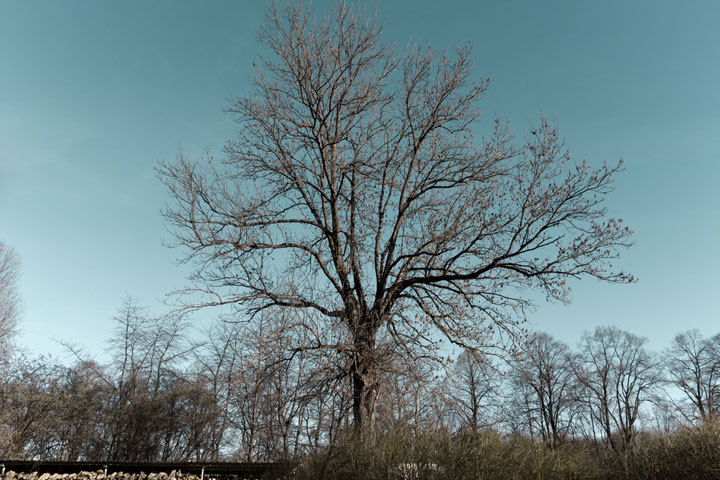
[351,362,379,430]
[350,326,379,430]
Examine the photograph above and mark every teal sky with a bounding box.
[1,0,718,360]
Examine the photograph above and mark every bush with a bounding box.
[292,426,612,480]
[291,423,720,480]
[619,422,720,479]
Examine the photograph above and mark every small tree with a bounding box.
[159,1,633,428]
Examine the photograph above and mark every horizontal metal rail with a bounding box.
[0,461,293,479]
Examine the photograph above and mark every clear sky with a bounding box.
[1,0,718,361]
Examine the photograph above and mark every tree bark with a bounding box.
[350,324,379,430]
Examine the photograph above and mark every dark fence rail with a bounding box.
[0,461,293,479]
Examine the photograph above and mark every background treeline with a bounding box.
[1,299,719,464]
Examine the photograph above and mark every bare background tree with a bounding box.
[0,242,21,359]
[442,350,498,434]
[506,333,579,446]
[664,329,720,424]
[1,301,717,461]
[574,326,661,450]
[159,1,633,428]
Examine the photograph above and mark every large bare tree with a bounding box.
[159,2,633,428]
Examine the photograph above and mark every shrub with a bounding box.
[291,423,720,480]
[292,426,613,480]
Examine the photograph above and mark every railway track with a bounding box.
[0,461,293,480]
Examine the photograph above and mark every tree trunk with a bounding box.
[351,366,378,430]
[350,331,379,430]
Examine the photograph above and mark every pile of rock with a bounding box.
[0,472,207,480]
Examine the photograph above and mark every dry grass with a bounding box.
[290,423,720,480]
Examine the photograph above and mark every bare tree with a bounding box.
[53,360,110,460]
[0,242,21,357]
[192,321,245,460]
[509,333,579,447]
[664,329,720,424]
[375,356,441,432]
[575,326,660,450]
[229,320,276,462]
[62,298,196,461]
[159,1,633,428]
[301,368,353,451]
[443,350,497,433]
[0,356,64,459]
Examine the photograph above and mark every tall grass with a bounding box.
[290,423,720,480]
[621,422,720,479]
